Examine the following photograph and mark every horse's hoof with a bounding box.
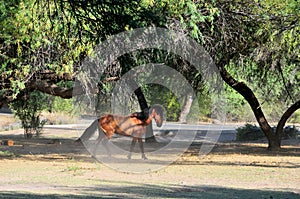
[127,154,132,160]
[142,154,148,160]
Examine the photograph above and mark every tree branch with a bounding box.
[30,80,73,99]
[276,100,300,139]
[216,55,276,144]
[277,62,295,102]
[0,72,122,108]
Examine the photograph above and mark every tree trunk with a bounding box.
[178,93,194,123]
[275,100,300,144]
[267,136,281,151]
[133,87,157,143]
[216,55,280,150]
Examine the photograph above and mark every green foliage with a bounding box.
[51,97,73,114]
[143,84,181,121]
[1,0,299,128]
[0,150,15,157]
[246,0,300,108]
[226,55,299,122]
[9,91,48,138]
[187,87,212,122]
[224,83,246,121]
[145,84,213,122]
[0,0,92,100]
[289,110,300,123]
[160,0,219,42]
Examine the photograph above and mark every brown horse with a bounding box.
[81,105,164,159]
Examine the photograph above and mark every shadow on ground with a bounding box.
[0,182,299,199]
[1,128,300,168]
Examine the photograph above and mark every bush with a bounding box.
[236,123,265,141]
[9,91,48,138]
[282,125,298,139]
[236,124,299,141]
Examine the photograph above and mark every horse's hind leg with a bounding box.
[138,138,147,160]
[127,137,137,159]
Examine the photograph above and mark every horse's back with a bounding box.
[99,113,146,137]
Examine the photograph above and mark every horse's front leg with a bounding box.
[128,137,137,159]
[93,130,111,158]
[92,134,102,158]
[138,138,147,160]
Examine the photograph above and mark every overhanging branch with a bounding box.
[31,80,73,99]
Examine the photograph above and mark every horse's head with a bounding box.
[150,105,164,127]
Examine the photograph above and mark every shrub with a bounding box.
[236,124,299,141]
[282,125,298,139]
[9,91,48,138]
[236,123,265,141]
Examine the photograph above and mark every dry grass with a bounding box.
[41,112,79,125]
[0,115,17,131]
[0,111,78,131]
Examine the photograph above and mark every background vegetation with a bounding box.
[0,0,299,148]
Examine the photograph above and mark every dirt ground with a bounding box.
[0,127,300,199]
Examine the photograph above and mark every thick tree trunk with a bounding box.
[133,87,157,143]
[178,93,194,123]
[267,136,281,151]
[216,55,280,150]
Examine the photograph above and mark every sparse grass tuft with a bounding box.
[0,150,15,157]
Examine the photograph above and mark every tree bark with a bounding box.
[30,80,73,99]
[276,100,300,143]
[178,93,194,123]
[216,55,280,150]
[133,86,157,143]
[0,71,76,108]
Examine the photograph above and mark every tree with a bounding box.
[131,0,299,149]
[0,0,92,137]
[1,0,299,149]
[195,0,299,150]
[0,0,89,107]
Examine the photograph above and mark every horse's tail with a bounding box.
[75,119,99,142]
